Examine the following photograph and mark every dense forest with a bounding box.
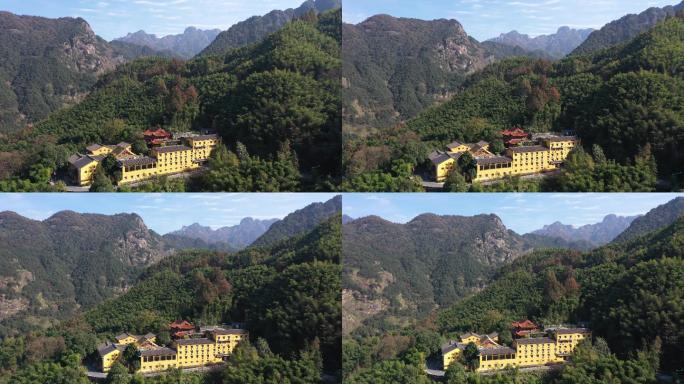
[343,13,684,192]
[343,204,684,383]
[0,9,342,192]
[0,204,342,383]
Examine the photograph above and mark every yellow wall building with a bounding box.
[430,136,578,183]
[99,328,248,374]
[69,134,220,187]
[441,327,590,372]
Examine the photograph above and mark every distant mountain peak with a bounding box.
[532,214,639,246]
[114,26,222,58]
[488,26,593,58]
[170,217,279,249]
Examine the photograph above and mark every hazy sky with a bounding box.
[1,0,305,40]
[343,193,684,234]
[343,0,679,40]
[0,193,338,234]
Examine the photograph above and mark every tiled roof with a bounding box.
[441,341,465,354]
[545,136,578,142]
[86,144,102,152]
[115,333,131,340]
[430,152,453,165]
[118,157,157,167]
[508,145,548,153]
[69,155,97,169]
[554,328,590,335]
[175,338,215,346]
[480,347,516,356]
[97,343,120,356]
[155,145,192,153]
[140,347,176,357]
[213,329,248,335]
[475,156,512,165]
[515,337,555,345]
[447,140,464,148]
[187,134,218,141]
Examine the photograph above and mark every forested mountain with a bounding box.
[613,197,684,243]
[0,12,169,133]
[168,218,278,249]
[0,211,169,334]
[531,214,638,246]
[342,15,555,133]
[252,195,341,247]
[343,214,530,333]
[573,1,684,55]
[200,0,341,56]
[344,14,684,191]
[0,210,342,382]
[0,10,341,191]
[115,27,221,59]
[344,199,684,382]
[489,27,594,59]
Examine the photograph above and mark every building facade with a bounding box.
[98,327,248,374]
[441,327,590,372]
[429,135,578,183]
[69,134,220,186]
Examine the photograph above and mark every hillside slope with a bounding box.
[0,210,169,334]
[573,1,684,55]
[200,0,341,56]
[343,213,532,333]
[252,195,341,247]
[613,197,684,243]
[0,12,167,132]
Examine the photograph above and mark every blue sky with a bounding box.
[344,0,679,40]
[343,193,684,234]
[1,0,306,40]
[0,193,337,234]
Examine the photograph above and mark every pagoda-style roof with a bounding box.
[512,320,538,330]
[169,320,195,330]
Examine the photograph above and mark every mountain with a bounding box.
[0,210,169,330]
[200,0,341,56]
[115,27,221,59]
[0,12,168,133]
[1,12,341,191]
[343,213,532,333]
[347,15,684,191]
[521,233,595,251]
[613,197,684,243]
[572,1,684,55]
[488,27,594,59]
[342,15,552,132]
[169,217,278,249]
[252,195,342,247]
[85,214,342,375]
[437,214,684,375]
[531,214,638,246]
[342,214,354,224]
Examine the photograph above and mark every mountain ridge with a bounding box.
[169,217,278,249]
[572,1,684,55]
[531,214,639,246]
[488,26,594,58]
[200,0,341,56]
[114,27,221,59]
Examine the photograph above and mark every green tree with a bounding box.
[89,166,115,192]
[443,169,469,192]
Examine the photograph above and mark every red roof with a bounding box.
[501,128,528,138]
[169,320,195,331]
[512,320,538,330]
[144,128,172,138]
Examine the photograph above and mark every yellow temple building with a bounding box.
[68,134,220,187]
[441,327,591,372]
[429,135,578,183]
[97,327,248,374]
